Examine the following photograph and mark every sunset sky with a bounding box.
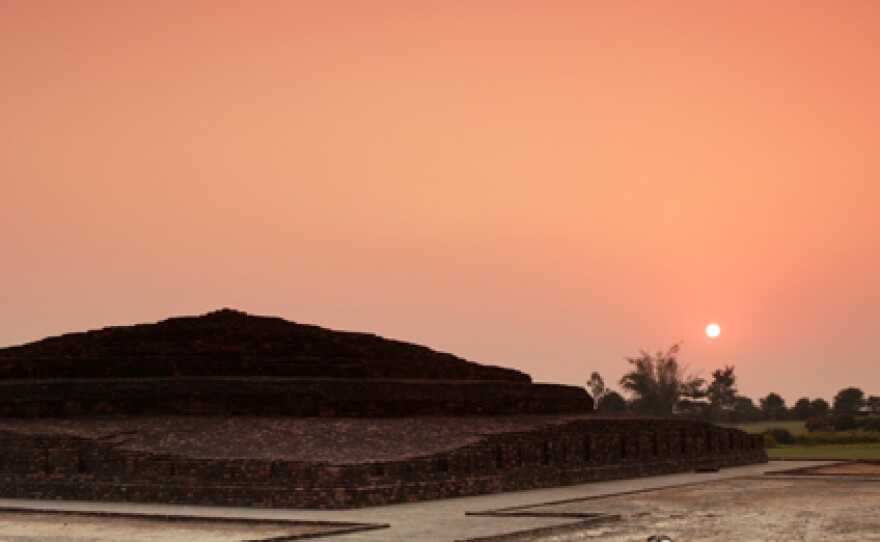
[2,1,879,404]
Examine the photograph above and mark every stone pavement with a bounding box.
[514,473,880,541]
[0,461,827,541]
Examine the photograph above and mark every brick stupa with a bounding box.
[0,308,592,417]
[0,309,765,508]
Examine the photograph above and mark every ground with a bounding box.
[524,468,880,541]
[0,512,352,542]
[3,461,878,541]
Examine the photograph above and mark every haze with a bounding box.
[2,1,879,403]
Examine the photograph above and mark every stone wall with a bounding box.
[0,418,765,509]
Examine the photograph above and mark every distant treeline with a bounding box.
[588,344,879,423]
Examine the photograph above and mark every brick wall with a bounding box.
[0,418,765,509]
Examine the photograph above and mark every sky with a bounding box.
[2,1,879,404]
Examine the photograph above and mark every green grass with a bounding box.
[726,420,880,458]
[767,443,880,460]
[722,420,807,435]
[794,431,880,445]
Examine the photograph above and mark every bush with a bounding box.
[808,423,834,433]
[834,414,858,431]
[806,415,840,432]
[805,414,879,432]
[857,416,879,429]
[764,427,795,445]
[861,418,880,432]
[762,434,777,448]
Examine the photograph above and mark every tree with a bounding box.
[619,343,705,417]
[809,398,830,417]
[586,372,607,404]
[729,396,762,423]
[867,396,880,414]
[833,387,865,414]
[792,397,813,420]
[586,372,627,412]
[706,365,737,420]
[598,390,628,412]
[707,365,737,407]
[759,393,787,420]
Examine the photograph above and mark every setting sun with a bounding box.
[706,324,721,339]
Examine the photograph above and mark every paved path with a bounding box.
[0,461,828,542]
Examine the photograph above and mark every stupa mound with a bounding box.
[0,310,766,509]
[0,308,528,381]
[0,309,591,417]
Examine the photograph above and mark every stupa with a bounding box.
[0,309,765,508]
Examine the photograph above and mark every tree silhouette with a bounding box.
[619,343,704,417]
[833,387,865,414]
[707,365,737,412]
[792,397,813,420]
[759,393,787,420]
[586,372,607,402]
[598,390,628,412]
[729,396,762,422]
[586,371,627,412]
[809,398,830,417]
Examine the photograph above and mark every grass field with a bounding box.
[724,421,880,460]
[767,443,880,460]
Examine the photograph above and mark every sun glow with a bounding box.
[706,323,721,338]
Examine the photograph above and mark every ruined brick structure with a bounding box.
[0,309,766,508]
[0,309,590,417]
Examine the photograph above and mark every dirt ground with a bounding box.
[523,476,880,541]
[0,512,357,542]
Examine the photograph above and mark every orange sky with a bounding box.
[2,1,879,404]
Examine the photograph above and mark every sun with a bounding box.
[706,323,721,338]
